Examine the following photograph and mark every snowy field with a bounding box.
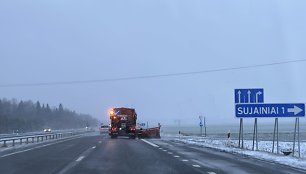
[162,134,306,170]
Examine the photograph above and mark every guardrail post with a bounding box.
[2,140,7,147]
[32,137,34,143]
[26,138,29,144]
[20,139,22,145]
[12,139,15,146]
[37,137,39,142]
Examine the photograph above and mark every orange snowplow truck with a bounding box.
[109,108,137,139]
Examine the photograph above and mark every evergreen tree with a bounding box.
[36,101,41,113]
[46,104,51,113]
[59,103,64,112]
[0,98,98,133]
[0,99,3,115]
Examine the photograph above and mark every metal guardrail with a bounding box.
[0,131,90,148]
[0,128,87,139]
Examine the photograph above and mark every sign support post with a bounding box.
[276,118,279,154]
[199,116,203,136]
[298,118,300,158]
[252,118,258,150]
[256,118,258,150]
[293,118,296,157]
[204,117,207,137]
[272,118,279,154]
[293,118,300,157]
[238,118,243,148]
[242,119,244,148]
[238,118,241,148]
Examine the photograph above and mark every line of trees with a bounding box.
[0,98,99,133]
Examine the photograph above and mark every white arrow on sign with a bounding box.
[255,91,262,103]
[237,90,241,103]
[287,105,303,115]
[247,90,251,103]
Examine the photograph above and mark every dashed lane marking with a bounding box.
[75,156,85,162]
[159,148,163,150]
[174,155,180,158]
[92,146,96,149]
[167,152,173,154]
[58,146,95,174]
[207,172,217,174]
[98,141,102,143]
[140,139,159,147]
[192,164,201,168]
[163,150,167,152]
[182,159,189,162]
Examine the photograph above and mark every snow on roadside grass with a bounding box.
[162,134,306,170]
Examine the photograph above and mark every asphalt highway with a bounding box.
[0,133,305,174]
[150,139,306,174]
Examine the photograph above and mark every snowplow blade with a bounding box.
[138,127,160,138]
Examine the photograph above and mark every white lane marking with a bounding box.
[0,136,82,158]
[174,155,180,158]
[207,172,217,174]
[167,152,173,154]
[98,141,102,143]
[92,146,96,149]
[140,139,159,147]
[182,159,189,162]
[159,148,163,150]
[163,150,167,152]
[192,164,201,168]
[57,146,95,174]
[76,156,85,162]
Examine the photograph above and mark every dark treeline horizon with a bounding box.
[0,98,99,133]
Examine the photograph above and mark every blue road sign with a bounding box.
[235,103,305,117]
[199,122,203,127]
[235,89,264,103]
[139,123,146,127]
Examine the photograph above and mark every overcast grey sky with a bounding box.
[1,0,306,126]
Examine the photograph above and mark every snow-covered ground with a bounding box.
[162,134,306,170]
